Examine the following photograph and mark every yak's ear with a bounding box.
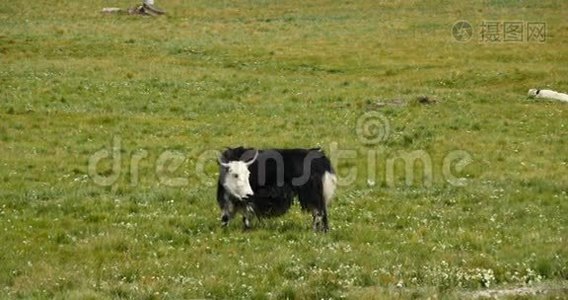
[222,146,233,154]
[218,155,229,167]
[218,147,232,166]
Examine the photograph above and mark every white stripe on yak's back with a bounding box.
[322,171,337,205]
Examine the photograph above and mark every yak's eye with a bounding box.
[233,174,239,179]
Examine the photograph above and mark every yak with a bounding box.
[216,147,337,232]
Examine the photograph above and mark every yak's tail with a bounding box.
[322,171,337,206]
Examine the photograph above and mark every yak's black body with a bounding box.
[217,147,336,231]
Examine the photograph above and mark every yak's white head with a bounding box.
[219,151,258,200]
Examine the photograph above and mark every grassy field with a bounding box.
[1,0,567,298]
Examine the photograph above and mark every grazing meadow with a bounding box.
[1,0,567,298]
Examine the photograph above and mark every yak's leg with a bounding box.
[303,179,329,233]
[312,208,328,232]
[312,209,322,232]
[221,198,235,227]
[242,216,251,229]
[242,202,255,230]
[321,207,329,232]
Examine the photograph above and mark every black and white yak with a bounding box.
[216,147,337,232]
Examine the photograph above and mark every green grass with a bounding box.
[1,0,567,298]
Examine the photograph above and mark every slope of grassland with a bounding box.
[0,0,567,298]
